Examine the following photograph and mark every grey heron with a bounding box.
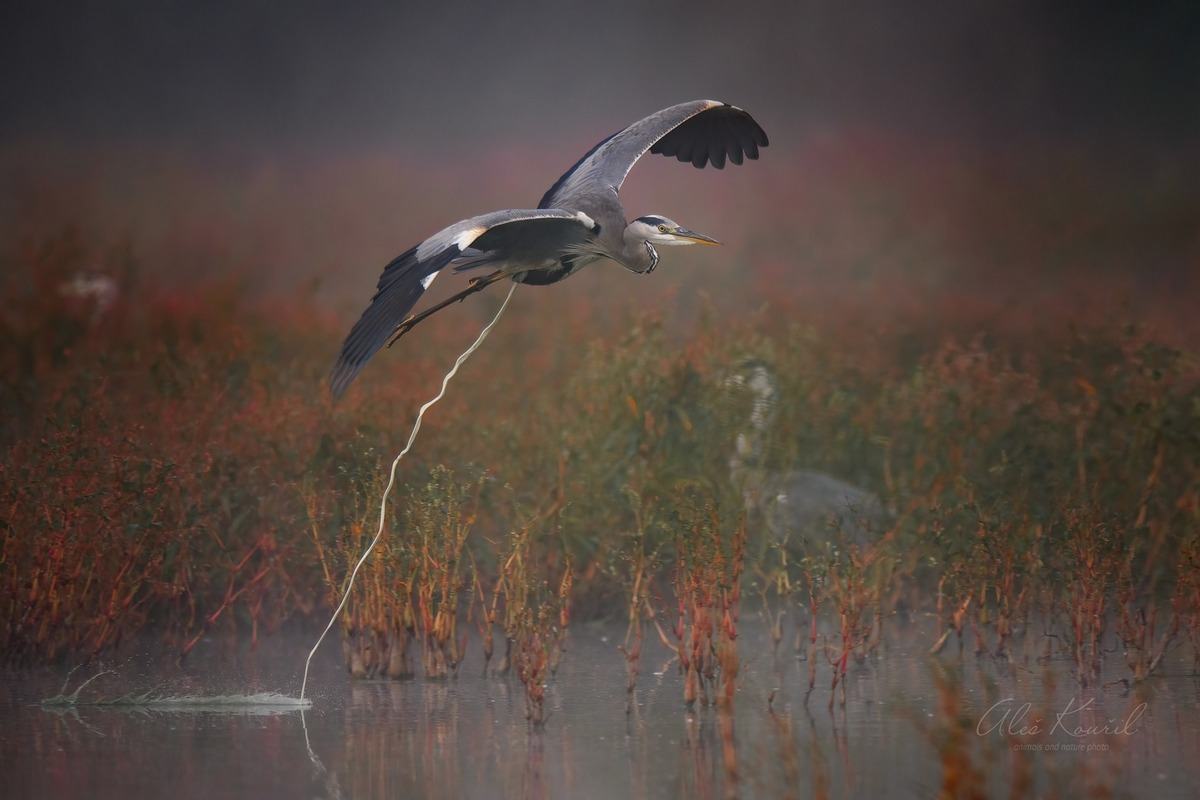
[726,361,884,551]
[329,99,769,398]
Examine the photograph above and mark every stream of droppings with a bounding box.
[2,622,1197,799]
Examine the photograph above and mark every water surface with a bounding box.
[2,622,1197,798]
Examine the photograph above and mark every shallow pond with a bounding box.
[2,622,1197,798]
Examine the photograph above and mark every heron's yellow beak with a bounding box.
[673,227,722,246]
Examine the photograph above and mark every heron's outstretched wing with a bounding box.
[330,208,596,398]
[539,100,768,209]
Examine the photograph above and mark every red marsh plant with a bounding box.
[645,489,745,797]
[409,467,485,679]
[481,493,573,726]
[785,529,892,708]
[617,489,657,714]
[658,491,744,710]
[305,464,415,680]
[307,465,484,680]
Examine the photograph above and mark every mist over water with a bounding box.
[3,623,1198,799]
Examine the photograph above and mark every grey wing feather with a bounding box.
[540,100,769,209]
[330,208,592,398]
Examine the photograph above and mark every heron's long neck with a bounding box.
[729,372,777,488]
[620,228,658,273]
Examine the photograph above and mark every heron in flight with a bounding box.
[330,99,769,397]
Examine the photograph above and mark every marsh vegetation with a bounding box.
[1,145,1198,797]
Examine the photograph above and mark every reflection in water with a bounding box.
[1,624,1198,799]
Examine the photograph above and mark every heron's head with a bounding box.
[627,215,721,247]
[723,358,779,432]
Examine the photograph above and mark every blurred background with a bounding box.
[2,0,1200,686]
[2,0,1197,339]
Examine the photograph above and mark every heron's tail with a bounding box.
[449,250,499,274]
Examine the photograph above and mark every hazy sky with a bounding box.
[3,1,1197,154]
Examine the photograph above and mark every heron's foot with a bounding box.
[386,315,418,348]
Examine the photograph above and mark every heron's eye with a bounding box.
[658,224,668,233]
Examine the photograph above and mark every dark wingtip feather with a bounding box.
[329,361,358,401]
[650,103,767,174]
[676,134,696,163]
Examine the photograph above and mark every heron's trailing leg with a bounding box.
[387,270,507,347]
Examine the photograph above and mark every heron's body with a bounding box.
[513,194,649,284]
[331,99,768,397]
